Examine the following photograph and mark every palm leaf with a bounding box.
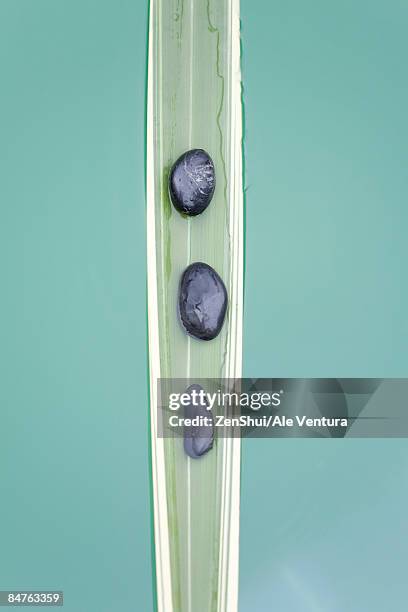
[146,0,244,610]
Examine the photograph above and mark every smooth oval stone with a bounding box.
[169,149,216,216]
[183,384,214,459]
[179,262,228,341]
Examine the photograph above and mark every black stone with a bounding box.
[169,149,216,216]
[179,262,228,341]
[183,384,214,459]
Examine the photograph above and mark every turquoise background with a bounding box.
[0,1,407,611]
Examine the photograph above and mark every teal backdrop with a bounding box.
[1,1,407,611]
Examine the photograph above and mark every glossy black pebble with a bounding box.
[169,149,216,216]
[179,262,228,341]
[183,384,214,459]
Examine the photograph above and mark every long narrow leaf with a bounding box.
[147,1,243,610]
